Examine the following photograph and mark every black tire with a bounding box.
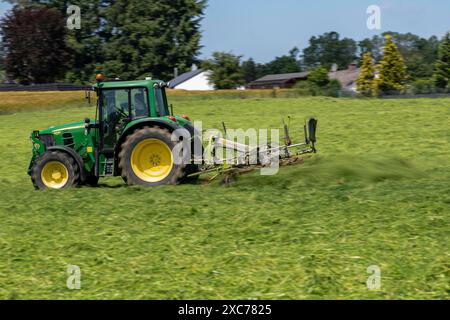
[31,151,79,190]
[84,175,100,187]
[181,164,201,183]
[180,124,203,183]
[119,127,184,187]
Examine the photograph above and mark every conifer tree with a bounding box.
[433,32,450,90]
[374,34,408,95]
[356,52,375,96]
[102,0,206,81]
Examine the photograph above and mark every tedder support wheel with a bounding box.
[119,127,185,187]
[31,151,79,190]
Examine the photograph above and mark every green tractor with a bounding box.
[28,75,318,190]
[28,76,201,189]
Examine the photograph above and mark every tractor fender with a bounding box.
[116,119,181,152]
[47,146,86,182]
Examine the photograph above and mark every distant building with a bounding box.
[328,63,360,92]
[247,64,361,92]
[247,72,309,89]
[168,68,214,91]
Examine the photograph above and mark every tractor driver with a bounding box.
[134,91,148,118]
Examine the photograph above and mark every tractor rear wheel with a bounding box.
[119,127,184,186]
[31,151,79,190]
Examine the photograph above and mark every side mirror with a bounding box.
[85,118,91,134]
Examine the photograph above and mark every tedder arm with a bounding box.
[188,118,318,183]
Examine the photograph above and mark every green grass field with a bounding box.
[0,96,449,299]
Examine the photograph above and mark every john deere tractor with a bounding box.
[28,75,200,189]
[28,75,318,190]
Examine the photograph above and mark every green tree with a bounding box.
[8,0,206,82]
[102,0,206,81]
[302,32,357,70]
[389,32,439,80]
[202,52,244,89]
[264,47,301,74]
[0,6,71,83]
[374,34,408,95]
[294,67,340,97]
[0,40,4,81]
[241,58,258,83]
[6,0,107,83]
[433,32,450,89]
[359,32,439,80]
[358,35,384,62]
[307,66,330,87]
[356,52,375,96]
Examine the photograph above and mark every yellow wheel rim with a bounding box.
[131,139,174,183]
[41,161,69,189]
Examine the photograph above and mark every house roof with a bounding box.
[328,68,360,89]
[249,72,309,85]
[168,69,205,88]
[247,67,360,90]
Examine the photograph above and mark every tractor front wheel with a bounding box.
[31,151,79,190]
[119,127,184,187]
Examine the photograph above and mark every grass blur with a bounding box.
[0,94,448,299]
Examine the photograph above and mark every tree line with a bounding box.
[205,31,449,92]
[0,0,206,84]
[0,1,448,94]
[356,33,450,96]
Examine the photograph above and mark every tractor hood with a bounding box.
[39,122,86,135]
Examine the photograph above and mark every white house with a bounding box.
[168,68,215,91]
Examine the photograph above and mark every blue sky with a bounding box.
[1,0,449,62]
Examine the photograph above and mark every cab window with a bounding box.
[154,88,168,116]
[102,89,128,123]
[100,88,149,148]
[100,88,149,121]
[131,88,149,118]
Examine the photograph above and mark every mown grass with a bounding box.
[0,96,449,299]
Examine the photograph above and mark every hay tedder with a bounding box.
[28,76,318,189]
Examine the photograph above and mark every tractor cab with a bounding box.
[93,78,170,149]
[89,76,193,178]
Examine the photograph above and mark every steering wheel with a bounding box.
[114,106,128,120]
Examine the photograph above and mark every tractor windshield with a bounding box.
[100,88,149,121]
[154,87,169,116]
